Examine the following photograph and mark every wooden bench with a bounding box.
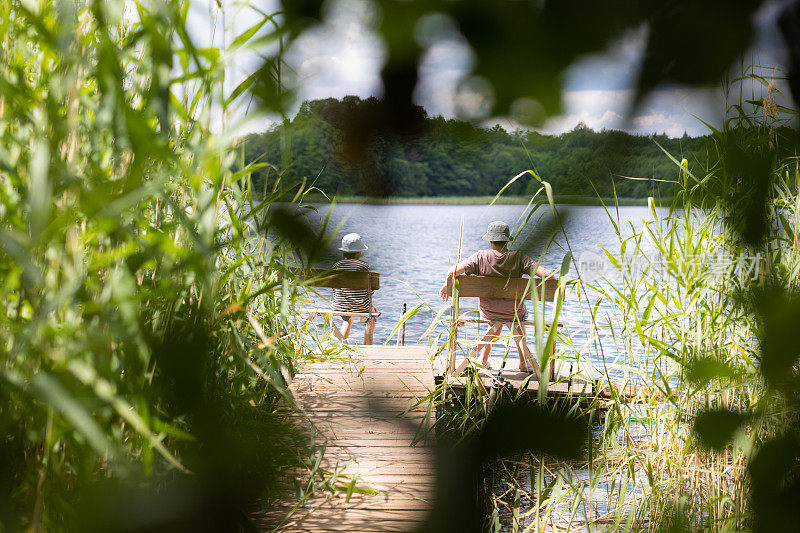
[444,274,563,378]
[294,268,381,345]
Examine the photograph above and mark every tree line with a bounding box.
[240,96,711,199]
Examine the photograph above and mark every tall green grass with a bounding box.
[0,1,342,529]
[424,69,800,531]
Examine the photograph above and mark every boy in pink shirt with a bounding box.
[439,221,553,374]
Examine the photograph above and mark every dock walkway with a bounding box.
[261,345,598,531]
[265,345,437,532]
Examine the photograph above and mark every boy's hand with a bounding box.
[439,283,449,302]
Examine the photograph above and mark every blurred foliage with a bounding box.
[0,0,332,530]
[277,0,779,123]
[420,399,589,533]
[266,0,800,171]
[2,0,800,531]
[579,70,800,531]
[416,70,800,531]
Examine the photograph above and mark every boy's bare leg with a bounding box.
[325,315,345,341]
[363,316,375,345]
[339,316,354,342]
[511,323,540,376]
[467,323,502,366]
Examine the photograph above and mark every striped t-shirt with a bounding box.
[331,258,372,314]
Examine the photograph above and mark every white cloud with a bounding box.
[632,112,667,129]
[285,11,387,102]
[415,38,474,117]
[536,90,630,133]
[564,25,647,91]
[527,86,728,137]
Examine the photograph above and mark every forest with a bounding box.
[241,96,710,199]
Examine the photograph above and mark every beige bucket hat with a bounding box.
[482,221,511,242]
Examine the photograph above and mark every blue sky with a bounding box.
[189,0,796,137]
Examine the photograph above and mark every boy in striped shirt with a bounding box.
[331,233,376,343]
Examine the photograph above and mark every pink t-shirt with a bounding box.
[460,249,536,322]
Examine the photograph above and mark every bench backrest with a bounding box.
[445,275,558,302]
[295,268,380,291]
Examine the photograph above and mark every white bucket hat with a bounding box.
[340,232,368,252]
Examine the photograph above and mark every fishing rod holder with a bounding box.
[489,372,514,393]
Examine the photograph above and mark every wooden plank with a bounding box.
[452,315,564,327]
[264,507,432,520]
[292,371,432,381]
[319,455,436,465]
[294,268,380,290]
[290,381,430,391]
[280,510,430,522]
[299,362,432,369]
[319,453,435,464]
[283,404,429,414]
[299,368,431,376]
[290,380,431,390]
[288,409,427,418]
[307,357,432,365]
[292,399,426,408]
[307,497,434,511]
[296,361,432,371]
[276,521,428,529]
[440,374,588,391]
[319,457,436,467]
[446,275,558,301]
[265,345,437,532]
[323,446,435,456]
[318,464,437,475]
[292,394,427,403]
[289,428,430,439]
[320,440,435,448]
[300,308,380,318]
[278,518,427,529]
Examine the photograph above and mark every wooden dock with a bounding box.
[262,345,437,532]
[259,344,599,531]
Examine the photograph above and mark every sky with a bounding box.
[188,0,796,138]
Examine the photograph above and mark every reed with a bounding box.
[420,68,799,531]
[0,1,345,529]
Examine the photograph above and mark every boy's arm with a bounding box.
[526,255,553,279]
[535,264,553,278]
[439,262,467,301]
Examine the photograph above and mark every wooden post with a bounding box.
[400,303,407,346]
[364,273,374,345]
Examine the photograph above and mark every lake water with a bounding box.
[301,202,664,377]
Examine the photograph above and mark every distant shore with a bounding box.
[298,194,665,206]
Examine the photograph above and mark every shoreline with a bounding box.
[298,195,668,207]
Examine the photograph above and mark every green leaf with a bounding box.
[28,371,120,460]
[694,409,748,451]
[685,356,744,385]
[229,17,269,52]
